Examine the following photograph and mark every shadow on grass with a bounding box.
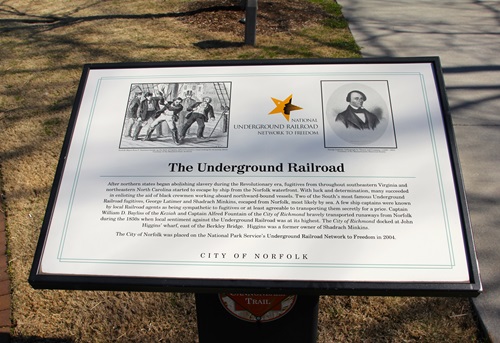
[0,5,243,34]
[194,40,245,49]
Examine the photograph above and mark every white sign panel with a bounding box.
[30,58,481,295]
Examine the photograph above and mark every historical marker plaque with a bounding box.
[30,58,481,296]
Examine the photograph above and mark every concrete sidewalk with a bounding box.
[335,0,500,341]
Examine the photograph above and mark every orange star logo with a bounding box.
[269,94,302,121]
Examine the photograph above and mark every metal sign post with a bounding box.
[196,293,319,343]
[244,0,257,45]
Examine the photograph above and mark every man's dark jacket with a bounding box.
[336,106,380,130]
[187,102,215,122]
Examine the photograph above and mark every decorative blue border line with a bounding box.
[56,68,458,272]
[57,257,455,269]
[58,78,103,259]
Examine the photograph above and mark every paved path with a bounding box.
[335,0,500,341]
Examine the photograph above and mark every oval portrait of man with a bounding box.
[325,82,390,146]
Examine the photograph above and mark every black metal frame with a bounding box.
[29,57,482,297]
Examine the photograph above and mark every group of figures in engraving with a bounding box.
[121,82,230,148]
